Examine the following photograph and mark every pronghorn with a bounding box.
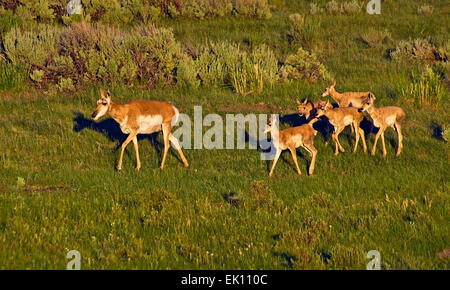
[296,98,332,120]
[315,101,367,155]
[322,81,374,108]
[359,94,405,156]
[91,89,189,170]
[264,115,318,177]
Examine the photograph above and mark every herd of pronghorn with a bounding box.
[91,81,405,176]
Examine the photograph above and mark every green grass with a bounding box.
[0,0,449,269]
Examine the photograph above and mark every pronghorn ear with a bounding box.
[332,80,336,87]
[106,90,111,98]
[99,88,105,98]
[303,98,308,104]
[296,99,301,105]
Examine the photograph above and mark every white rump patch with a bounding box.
[292,135,304,147]
[343,116,353,125]
[385,115,396,126]
[138,115,163,134]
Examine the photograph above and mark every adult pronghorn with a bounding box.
[359,94,405,156]
[315,101,367,155]
[264,115,318,177]
[322,81,373,108]
[91,89,189,170]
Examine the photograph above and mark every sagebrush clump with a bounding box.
[312,1,362,15]
[390,38,448,63]
[360,28,391,48]
[0,0,272,27]
[280,47,332,83]
[1,22,287,94]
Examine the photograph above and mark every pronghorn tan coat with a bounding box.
[322,81,373,108]
[92,89,189,170]
[360,95,405,156]
[316,103,367,155]
[265,115,318,176]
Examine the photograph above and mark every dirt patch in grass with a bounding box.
[438,248,450,260]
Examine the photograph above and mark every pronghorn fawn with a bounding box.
[322,81,373,108]
[316,101,367,155]
[264,115,318,177]
[359,94,405,156]
[91,89,189,170]
[296,98,332,120]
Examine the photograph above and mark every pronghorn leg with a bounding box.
[289,147,302,175]
[160,123,171,169]
[359,127,367,153]
[304,143,317,175]
[269,149,281,177]
[352,122,360,153]
[371,128,383,156]
[169,133,189,167]
[395,123,403,156]
[381,131,387,157]
[332,133,339,155]
[335,127,345,153]
[132,136,141,171]
[118,131,138,171]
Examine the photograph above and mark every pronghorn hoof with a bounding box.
[135,167,140,171]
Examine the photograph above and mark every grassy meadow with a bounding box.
[0,0,449,269]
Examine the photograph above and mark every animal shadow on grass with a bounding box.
[430,122,446,141]
[72,112,183,167]
[273,252,298,268]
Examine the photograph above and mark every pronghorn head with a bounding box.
[264,114,276,134]
[92,88,112,120]
[359,93,376,113]
[321,80,336,97]
[316,99,332,111]
[315,100,331,118]
[296,98,310,118]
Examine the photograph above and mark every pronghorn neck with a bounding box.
[307,117,319,126]
[329,88,342,102]
[365,104,377,116]
[108,100,126,123]
[269,121,281,147]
